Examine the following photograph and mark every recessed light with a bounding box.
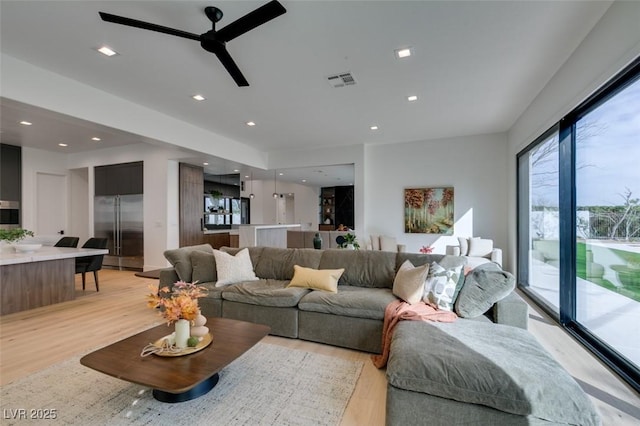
[407,95,418,102]
[395,47,412,59]
[58,143,68,147]
[244,175,249,179]
[233,169,239,172]
[19,121,32,126]
[203,162,209,166]
[97,46,118,57]
[279,172,284,176]
[91,137,101,141]
[302,179,307,183]
[370,125,379,130]
[192,94,206,101]
[246,121,256,126]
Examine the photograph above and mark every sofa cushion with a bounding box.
[319,250,396,288]
[213,248,259,287]
[395,252,444,270]
[467,238,494,258]
[393,260,430,304]
[455,262,515,318]
[457,237,470,256]
[221,279,310,307]
[288,265,344,293]
[253,247,323,280]
[164,244,213,282]
[387,321,600,425]
[380,235,398,252]
[370,234,381,251]
[191,251,217,284]
[298,285,396,320]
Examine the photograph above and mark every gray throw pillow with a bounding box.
[163,244,214,282]
[455,262,515,318]
[191,250,217,283]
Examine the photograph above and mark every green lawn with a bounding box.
[576,241,640,302]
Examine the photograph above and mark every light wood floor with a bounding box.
[0,270,638,425]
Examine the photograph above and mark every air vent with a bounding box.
[327,72,356,88]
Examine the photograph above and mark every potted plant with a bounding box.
[0,228,34,243]
[0,228,35,253]
[337,233,360,250]
[208,190,224,212]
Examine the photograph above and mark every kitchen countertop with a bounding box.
[203,229,239,235]
[0,246,109,266]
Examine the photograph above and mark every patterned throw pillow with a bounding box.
[423,262,464,311]
[213,248,259,287]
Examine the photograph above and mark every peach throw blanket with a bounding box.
[372,299,457,368]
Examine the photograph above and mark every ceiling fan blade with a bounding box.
[216,0,286,42]
[215,48,249,87]
[99,12,201,42]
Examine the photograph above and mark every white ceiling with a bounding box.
[0,0,612,184]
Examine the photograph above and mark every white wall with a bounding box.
[507,1,640,272]
[364,133,509,266]
[241,179,320,229]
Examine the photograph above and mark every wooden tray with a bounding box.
[152,333,213,357]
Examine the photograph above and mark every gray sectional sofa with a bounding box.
[160,245,526,352]
[159,244,599,425]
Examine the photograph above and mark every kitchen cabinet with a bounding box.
[202,232,230,249]
[0,144,21,202]
[95,161,143,196]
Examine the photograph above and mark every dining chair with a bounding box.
[54,236,79,248]
[75,237,108,291]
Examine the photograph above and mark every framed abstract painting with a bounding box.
[404,187,454,234]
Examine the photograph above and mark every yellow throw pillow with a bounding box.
[288,265,344,293]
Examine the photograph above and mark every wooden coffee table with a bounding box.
[80,317,270,403]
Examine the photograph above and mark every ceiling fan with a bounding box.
[99,1,286,87]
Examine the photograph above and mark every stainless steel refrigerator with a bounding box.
[94,194,144,270]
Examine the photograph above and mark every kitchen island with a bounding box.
[0,246,108,315]
[238,224,301,248]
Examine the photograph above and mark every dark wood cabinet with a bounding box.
[203,232,231,249]
[179,163,204,247]
[95,161,143,196]
[0,144,21,202]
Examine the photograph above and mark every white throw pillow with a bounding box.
[393,260,430,305]
[467,238,494,258]
[213,248,259,287]
[423,262,463,311]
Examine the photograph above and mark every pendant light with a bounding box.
[249,172,255,199]
[272,170,279,198]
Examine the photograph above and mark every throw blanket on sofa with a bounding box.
[372,300,457,368]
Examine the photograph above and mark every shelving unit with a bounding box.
[319,187,335,230]
[318,186,355,231]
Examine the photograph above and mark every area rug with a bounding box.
[0,343,363,425]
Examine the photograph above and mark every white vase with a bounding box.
[174,319,190,349]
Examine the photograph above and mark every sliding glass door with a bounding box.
[574,76,640,370]
[517,58,640,391]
